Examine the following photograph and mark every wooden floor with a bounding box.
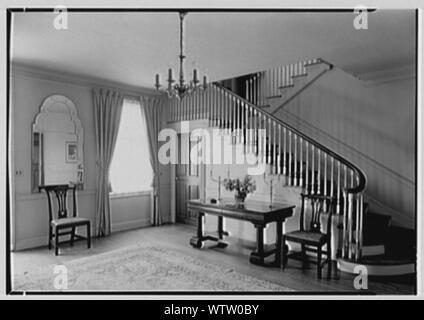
[12,223,415,295]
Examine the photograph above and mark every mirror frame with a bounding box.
[32,95,84,192]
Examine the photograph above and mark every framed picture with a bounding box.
[66,141,78,163]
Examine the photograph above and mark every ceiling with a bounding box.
[11,10,415,89]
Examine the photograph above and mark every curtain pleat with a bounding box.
[141,95,164,226]
[93,88,124,237]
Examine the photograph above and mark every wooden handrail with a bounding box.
[212,81,367,196]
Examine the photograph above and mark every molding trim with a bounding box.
[359,64,415,86]
[278,108,415,189]
[16,189,96,201]
[13,218,151,251]
[367,196,415,229]
[111,218,151,233]
[11,62,164,98]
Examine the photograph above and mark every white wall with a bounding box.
[273,67,416,228]
[11,67,158,250]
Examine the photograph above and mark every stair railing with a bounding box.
[246,58,330,108]
[167,81,367,261]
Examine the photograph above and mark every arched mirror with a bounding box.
[32,95,84,192]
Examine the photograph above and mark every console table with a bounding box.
[187,199,295,267]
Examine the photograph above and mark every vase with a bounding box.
[234,193,247,207]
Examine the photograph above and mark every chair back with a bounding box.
[39,184,77,222]
[299,193,335,235]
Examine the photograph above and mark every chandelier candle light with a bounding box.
[155,11,208,100]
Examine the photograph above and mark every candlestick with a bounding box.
[203,75,207,89]
[155,74,160,88]
[193,69,198,83]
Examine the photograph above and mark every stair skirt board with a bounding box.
[362,244,385,257]
[337,258,415,276]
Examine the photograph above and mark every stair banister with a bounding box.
[212,82,367,261]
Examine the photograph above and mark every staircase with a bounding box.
[167,58,415,276]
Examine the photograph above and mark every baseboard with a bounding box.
[14,218,151,251]
[111,218,151,233]
[14,236,47,251]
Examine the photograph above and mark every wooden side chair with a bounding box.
[39,184,91,256]
[282,193,335,279]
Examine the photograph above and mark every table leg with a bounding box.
[274,220,283,267]
[190,212,205,248]
[216,215,229,248]
[249,225,265,265]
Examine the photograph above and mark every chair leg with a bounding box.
[317,246,322,279]
[327,241,332,279]
[70,227,75,247]
[48,226,52,250]
[301,243,307,269]
[54,227,59,256]
[281,236,287,270]
[87,223,91,249]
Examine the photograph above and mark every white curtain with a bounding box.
[92,88,124,236]
[140,95,165,226]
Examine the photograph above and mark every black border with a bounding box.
[5,7,417,297]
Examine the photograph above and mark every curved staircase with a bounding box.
[166,58,416,276]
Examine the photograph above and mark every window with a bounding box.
[109,98,153,194]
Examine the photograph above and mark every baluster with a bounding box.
[220,89,224,131]
[234,97,238,135]
[267,69,270,98]
[253,109,257,153]
[323,153,328,210]
[209,89,213,126]
[244,102,248,152]
[262,114,267,164]
[239,100,243,140]
[293,134,297,186]
[311,145,315,193]
[330,156,334,200]
[214,88,218,127]
[246,105,250,149]
[253,75,258,105]
[248,105,252,152]
[196,91,200,120]
[278,124,282,176]
[268,118,272,167]
[273,122,277,174]
[230,94,234,134]
[251,78,254,104]
[305,140,309,192]
[258,112,262,163]
[246,79,250,103]
[337,161,341,214]
[348,192,354,260]
[190,94,193,120]
[357,192,363,260]
[283,127,287,176]
[288,130,292,186]
[342,189,348,258]
[299,137,303,187]
[317,149,321,194]
[232,97,236,135]
[236,100,240,141]
[251,106,255,153]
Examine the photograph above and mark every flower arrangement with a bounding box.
[223,175,256,203]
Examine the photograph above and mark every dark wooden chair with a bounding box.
[39,184,91,256]
[282,193,335,279]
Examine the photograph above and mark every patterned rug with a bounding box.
[13,245,294,292]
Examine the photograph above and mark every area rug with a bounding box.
[13,245,294,292]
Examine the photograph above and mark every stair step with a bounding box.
[278,84,295,90]
[304,58,323,67]
[266,95,283,100]
[291,73,308,79]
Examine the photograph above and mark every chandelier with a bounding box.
[155,11,207,100]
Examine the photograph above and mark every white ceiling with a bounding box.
[11,10,415,89]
